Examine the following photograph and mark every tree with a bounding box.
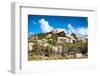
[71,33,78,39]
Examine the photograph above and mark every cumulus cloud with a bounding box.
[62,29,68,33]
[39,18,54,33]
[68,24,73,30]
[67,23,88,36]
[68,24,74,34]
[77,27,88,36]
[28,32,33,37]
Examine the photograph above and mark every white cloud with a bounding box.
[67,23,88,36]
[29,32,33,35]
[63,29,68,33]
[67,24,74,34]
[28,32,33,37]
[68,24,73,30]
[39,18,54,33]
[77,27,88,36]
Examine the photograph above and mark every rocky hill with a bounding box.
[29,28,87,43]
[28,29,88,60]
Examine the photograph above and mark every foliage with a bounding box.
[28,32,88,60]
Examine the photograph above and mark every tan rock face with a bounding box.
[28,43,34,51]
[76,53,83,58]
[58,37,74,43]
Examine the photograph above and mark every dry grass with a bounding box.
[28,53,88,61]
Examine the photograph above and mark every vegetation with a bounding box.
[28,31,88,61]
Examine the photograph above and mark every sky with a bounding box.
[28,15,88,36]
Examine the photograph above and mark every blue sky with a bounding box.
[28,15,88,36]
